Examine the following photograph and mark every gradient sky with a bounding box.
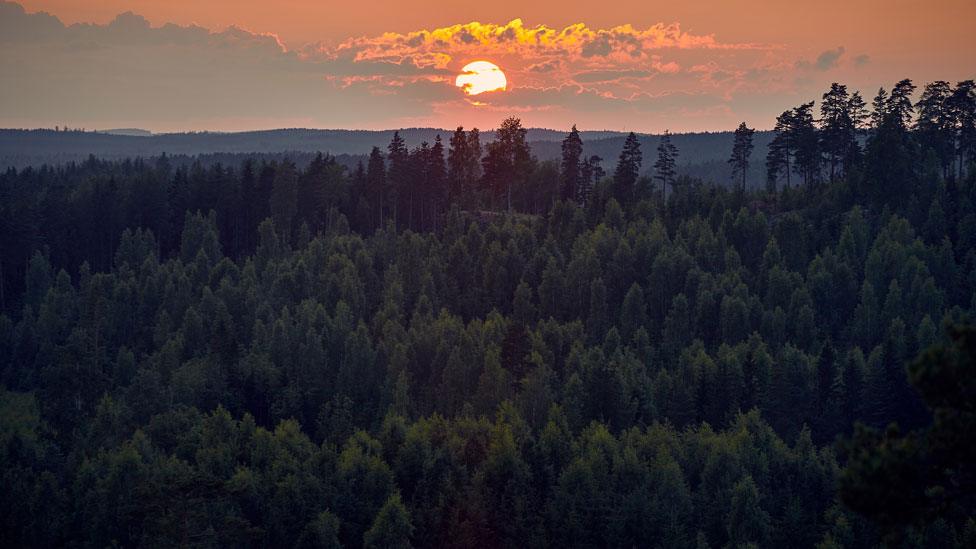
[3,0,973,132]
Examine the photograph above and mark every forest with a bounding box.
[1,78,975,548]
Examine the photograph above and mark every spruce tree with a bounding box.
[613,132,642,205]
[269,159,298,242]
[560,125,584,203]
[729,122,755,191]
[387,132,409,229]
[579,155,604,206]
[870,87,890,130]
[366,146,386,228]
[466,128,483,183]
[427,135,446,230]
[846,90,869,172]
[447,126,468,206]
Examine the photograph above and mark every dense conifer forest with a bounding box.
[1,78,975,547]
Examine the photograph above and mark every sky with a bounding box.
[2,0,973,133]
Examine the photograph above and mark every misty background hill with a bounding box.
[1,127,774,187]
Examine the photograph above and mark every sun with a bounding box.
[455,61,507,96]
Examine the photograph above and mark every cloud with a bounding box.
[853,53,871,67]
[0,1,862,132]
[814,46,846,70]
[322,18,764,68]
[0,1,435,130]
[581,35,613,57]
[526,59,562,73]
[574,69,656,83]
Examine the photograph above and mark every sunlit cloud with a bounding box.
[291,17,784,120]
[321,19,765,63]
[0,1,925,132]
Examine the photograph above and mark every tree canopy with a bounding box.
[1,76,975,547]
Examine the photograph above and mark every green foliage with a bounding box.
[841,325,976,544]
[2,88,976,546]
[363,493,413,549]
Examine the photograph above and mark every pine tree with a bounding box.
[846,91,869,172]
[870,87,889,130]
[351,160,368,231]
[561,125,584,203]
[791,102,820,186]
[613,132,642,205]
[948,80,976,178]
[820,84,855,182]
[238,159,258,253]
[653,130,678,202]
[447,126,468,206]
[887,78,917,131]
[728,122,755,191]
[387,132,409,229]
[366,146,386,228]
[481,117,531,212]
[405,142,428,231]
[427,135,447,231]
[578,154,604,207]
[865,86,918,205]
[766,110,795,191]
[915,80,954,177]
[270,159,298,242]
[466,128,483,183]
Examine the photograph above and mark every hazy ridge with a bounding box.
[1,127,774,186]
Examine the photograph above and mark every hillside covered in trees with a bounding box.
[0,127,772,186]
[1,78,975,547]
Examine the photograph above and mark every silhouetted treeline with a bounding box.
[0,127,773,175]
[1,78,975,547]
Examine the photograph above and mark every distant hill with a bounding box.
[0,127,774,187]
[98,128,154,137]
[0,128,629,163]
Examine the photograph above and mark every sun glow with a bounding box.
[455,61,507,96]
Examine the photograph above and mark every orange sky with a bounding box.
[14,0,974,51]
[3,0,974,132]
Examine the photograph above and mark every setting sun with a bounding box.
[455,61,507,96]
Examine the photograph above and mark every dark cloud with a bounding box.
[853,53,870,67]
[406,33,426,47]
[581,35,612,57]
[814,46,845,70]
[455,28,477,44]
[0,1,66,42]
[526,60,561,73]
[0,0,445,129]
